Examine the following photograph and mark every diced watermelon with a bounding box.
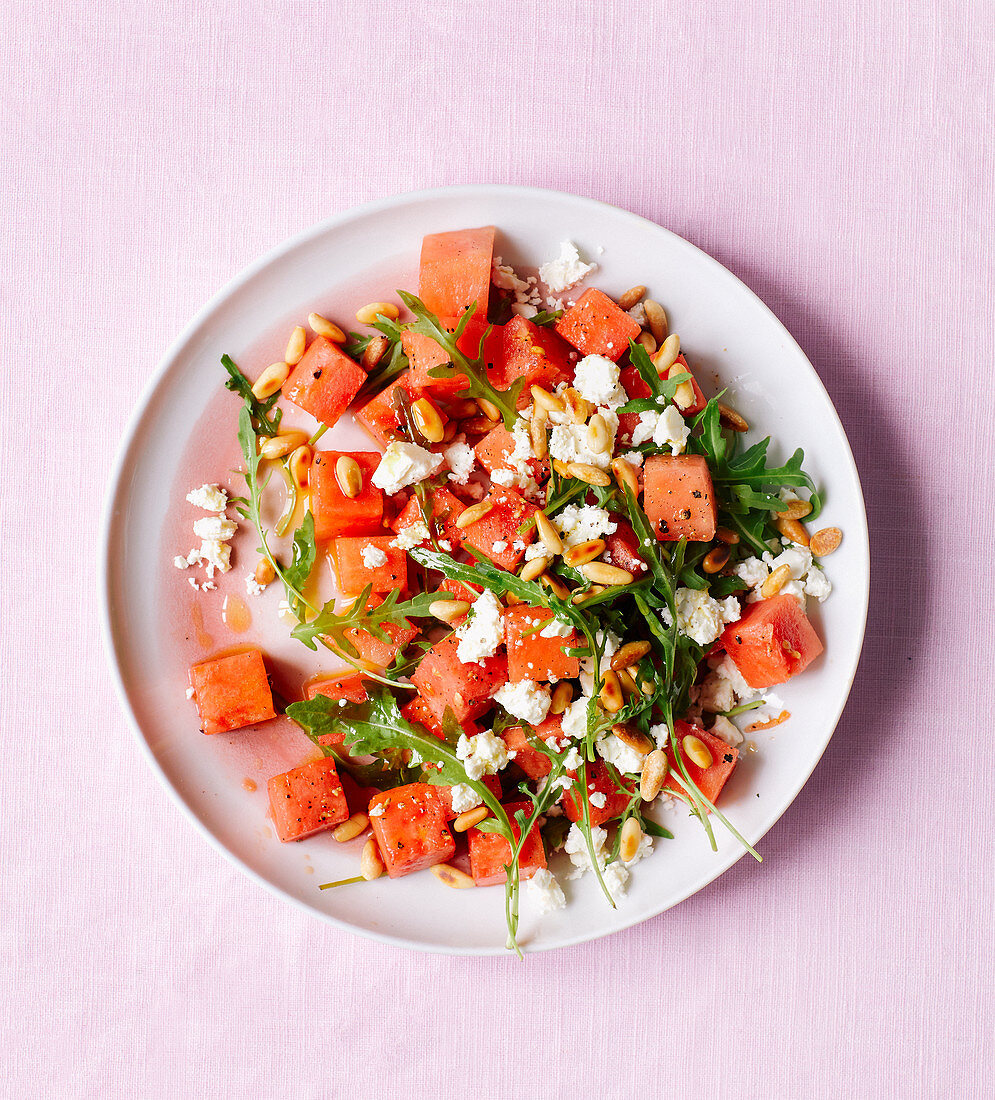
[495,316,574,400]
[328,536,408,596]
[561,756,635,826]
[664,722,739,806]
[720,594,824,688]
[401,694,482,741]
[391,488,466,549]
[310,451,384,540]
[602,517,648,576]
[437,577,483,603]
[468,800,547,887]
[402,316,500,399]
[474,423,548,484]
[643,454,717,542]
[268,757,349,842]
[554,288,640,361]
[419,227,495,321]
[459,486,537,570]
[410,634,509,723]
[343,593,419,668]
[284,337,367,427]
[369,783,455,878]
[189,649,276,735]
[500,714,566,780]
[503,606,580,682]
[353,373,418,446]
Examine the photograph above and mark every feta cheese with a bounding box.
[560,697,591,740]
[539,240,597,293]
[361,544,388,568]
[735,546,832,604]
[526,867,566,914]
[391,520,430,550]
[371,442,444,495]
[192,516,237,542]
[186,484,228,512]
[561,746,584,771]
[596,733,645,775]
[185,686,196,699]
[653,405,690,454]
[491,540,508,554]
[564,822,608,879]
[456,730,509,780]
[493,680,551,724]
[444,441,476,485]
[448,782,483,814]
[554,504,618,548]
[589,791,607,809]
[630,410,659,446]
[199,539,232,576]
[622,450,644,467]
[369,802,385,817]
[491,261,530,293]
[602,860,630,901]
[455,590,504,664]
[548,413,616,470]
[709,715,744,746]
[572,354,626,408]
[245,574,265,597]
[511,302,538,319]
[627,301,646,326]
[539,615,574,639]
[672,588,741,646]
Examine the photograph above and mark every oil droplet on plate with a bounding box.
[222,594,251,633]
[190,601,213,649]
[242,777,257,792]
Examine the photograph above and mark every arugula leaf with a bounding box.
[529,309,563,326]
[222,354,282,436]
[346,314,410,399]
[282,512,316,618]
[292,585,438,654]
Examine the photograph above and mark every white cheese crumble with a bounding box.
[564,822,608,879]
[709,715,744,746]
[371,442,444,495]
[539,615,574,639]
[665,588,741,646]
[391,520,430,550]
[734,545,832,604]
[623,450,644,467]
[493,680,551,724]
[186,484,228,512]
[245,574,265,597]
[526,867,566,914]
[630,405,690,453]
[538,240,597,293]
[199,539,232,577]
[627,301,647,325]
[572,354,627,408]
[448,782,483,814]
[596,733,645,775]
[192,516,237,542]
[456,730,509,780]
[602,860,630,901]
[361,544,388,568]
[455,590,504,664]
[491,540,508,553]
[554,504,618,548]
[444,440,476,485]
[369,802,385,817]
[548,410,617,471]
[589,791,607,809]
[560,697,591,740]
[561,746,584,771]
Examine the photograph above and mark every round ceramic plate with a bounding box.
[102,185,869,955]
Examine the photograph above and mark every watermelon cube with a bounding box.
[467,800,547,887]
[284,337,367,428]
[410,634,509,723]
[268,757,349,842]
[189,649,276,735]
[310,451,384,540]
[369,783,455,878]
[503,606,580,682]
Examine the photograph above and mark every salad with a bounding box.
[178,226,842,954]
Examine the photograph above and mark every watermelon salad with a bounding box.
[177,226,843,953]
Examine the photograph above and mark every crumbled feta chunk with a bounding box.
[456,730,509,780]
[622,450,644,467]
[361,544,388,568]
[548,414,616,471]
[491,540,508,553]
[511,302,538,319]
[493,680,551,724]
[735,546,832,604]
[596,733,645,775]
[444,441,476,485]
[371,442,444,495]
[491,261,530,293]
[526,868,566,914]
[192,516,237,542]
[369,802,385,817]
[186,484,228,512]
[602,860,630,901]
[572,354,626,408]
[554,504,618,548]
[588,791,607,809]
[185,686,196,700]
[564,822,608,879]
[709,715,744,746]
[671,588,741,646]
[560,697,591,740]
[539,240,597,293]
[391,520,430,550]
[448,782,483,814]
[561,746,584,771]
[539,615,573,639]
[455,590,504,664]
[245,574,265,597]
[199,539,231,576]
[653,405,690,454]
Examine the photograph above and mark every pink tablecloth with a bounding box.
[3,2,992,1097]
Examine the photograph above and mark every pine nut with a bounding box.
[683,734,713,769]
[332,812,369,842]
[308,312,346,342]
[431,863,475,889]
[254,558,276,586]
[454,807,489,833]
[703,546,731,574]
[716,527,740,545]
[335,455,363,498]
[610,457,640,499]
[640,679,655,695]
[540,573,570,600]
[611,722,653,755]
[619,817,643,862]
[285,325,307,365]
[810,527,843,556]
[361,838,384,880]
[617,668,640,696]
[653,333,681,373]
[761,563,793,598]
[672,380,695,410]
[530,415,548,459]
[776,516,810,547]
[563,539,606,568]
[640,749,667,802]
[476,397,500,421]
[610,640,652,670]
[259,430,308,460]
[505,591,523,606]
[251,362,290,399]
[411,397,446,443]
[552,459,572,478]
[429,599,471,623]
[289,444,312,490]
[586,413,611,455]
[550,681,574,715]
[599,671,624,713]
[636,330,657,355]
[581,562,634,586]
[520,556,549,582]
[362,334,390,371]
[718,402,749,432]
[571,584,605,605]
[454,500,493,530]
[535,511,563,556]
[563,388,594,423]
[780,498,813,521]
[566,462,612,487]
[644,299,668,344]
[356,301,399,325]
[617,285,647,311]
[531,385,565,414]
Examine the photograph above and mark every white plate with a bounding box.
[102,185,869,955]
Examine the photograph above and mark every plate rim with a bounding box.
[101,183,870,955]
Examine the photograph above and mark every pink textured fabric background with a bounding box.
[2,2,992,1097]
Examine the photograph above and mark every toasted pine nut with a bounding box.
[640,749,668,802]
[552,459,573,478]
[672,380,695,410]
[619,817,643,862]
[429,599,471,623]
[810,527,843,556]
[617,285,647,311]
[610,457,640,499]
[566,462,613,487]
[571,584,605,605]
[535,510,563,556]
[332,812,369,842]
[581,562,634,586]
[683,734,713,769]
[530,415,548,459]
[356,301,399,325]
[285,325,307,365]
[586,413,611,455]
[308,312,346,342]
[563,539,606,568]
[505,591,523,607]
[254,558,276,586]
[454,500,493,529]
[653,333,681,373]
[718,402,749,432]
[431,863,475,889]
[611,722,653,755]
[776,516,810,547]
[636,330,657,355]
[599,671,624,713]
[540,573,570,600]
[411,397,446,443]
[610,640,652,670]
[531,384,565,414]
[476,397,500,421]
[289,445,312,490]
[335,455,363,498]
[550,681,574,715]
[520,556,550,582]
[454,806,489,833]
[643,299,668,344]
[761,563,793,598]
[640,679,655,695]
[563,388,594,423]
[259,430,308,460]
[617,668,640,696]
[716,527,740,545]
[703,546,731,574]
[251,362,290,399]
[780,498,813,521]
[362,334,390,371]
[361,838,384,880]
